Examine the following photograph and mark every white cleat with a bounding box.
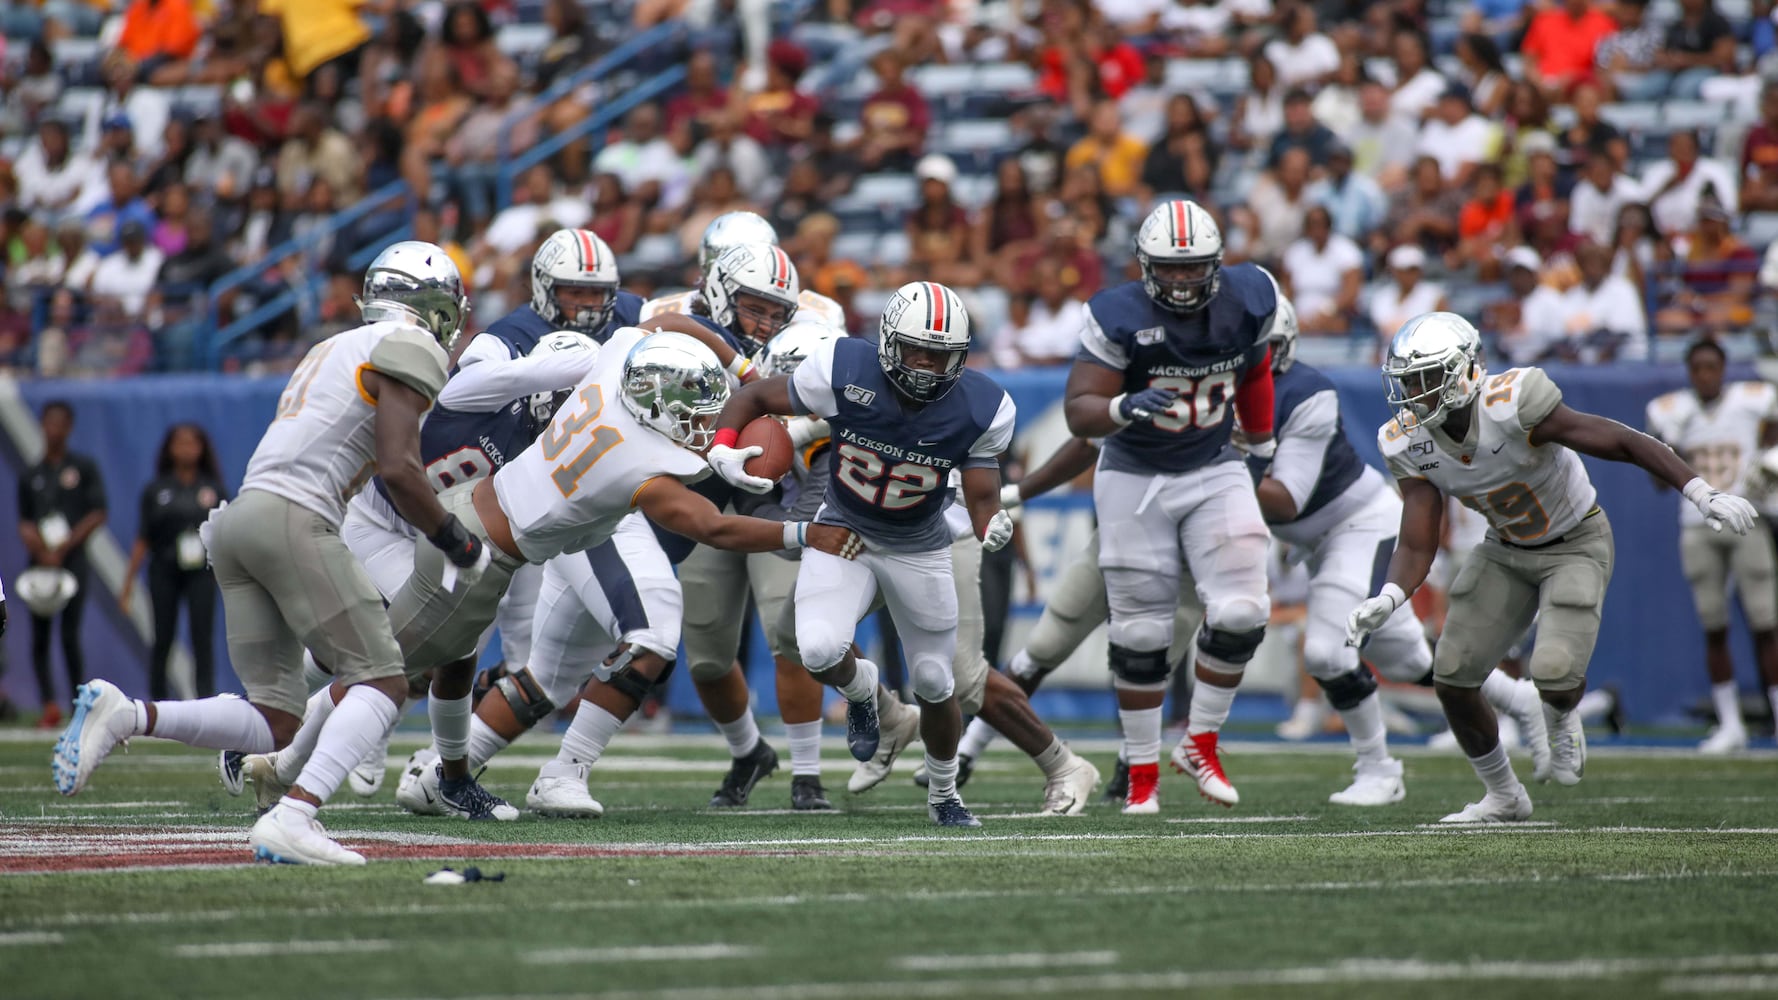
[848,698,921,794]
[1274,697,1326,741]
[395,748,445,816]
[242,753,290,816]
[1543,703,1586,786]
[527,761,604,818]
[51,680,136,796]
[1438,788,1534,824]
[1039,755,1101,816]
[1169,732,1239,807]
[250,803,367,866]
[348,732,390,797]
[1699,725,1748,754]
[1502,680,1552,783]
[1328,757,1406,806]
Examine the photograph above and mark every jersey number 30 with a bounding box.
[541,385,624,497]
[837,444,940,510]
[1147,371,1236,432]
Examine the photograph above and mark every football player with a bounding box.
[1349,313,1760,822]
[711,281,1016,827]
[1061,200,1279,813]
[53,241,475,865]
[642,211,846,328]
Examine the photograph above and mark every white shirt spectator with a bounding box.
[993,299,1085,368]
[1093,0,1167,29]
[14,143,96,215]
[1368,279,1445,342]
[693,134,772,202]
[1500,282,1570,364]
[1569,173,1640,246]
[1632,158,1740,237]
[593,138,690,210]
[1559,275,1648,360]
[483,197,593,257]
[1389,68,1448,121]
[1281,232,1364,320]
[1415,114,1497,180]
[1119,82,1172,145]
[1264,33,1341,89]
[86,87,172,160]
[1162,0,1274,35]
[88,246,166,317]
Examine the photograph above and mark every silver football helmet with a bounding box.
[1135,199,1222,313]
[532,229,620,336]
[1382,312,1485,428]
[879,281,970,402]
[527,329,599,424]
[761,319,846,378]
[621,332,730,452]
[1268,292,1301,375]
[703,242,800,355]
[13,566,78,617]
[698,211,779,274]
[359,240,469,347]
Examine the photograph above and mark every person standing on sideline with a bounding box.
[17,401,107,726]
[120,424,228,700]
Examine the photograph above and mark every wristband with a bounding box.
[427,514,481,567]
[782,521,808,550]
[999,483,1023,509]
[1108,394,1133,428]
[726,354,755,382]
[1379,582,1408,610]
[713,426,740,450]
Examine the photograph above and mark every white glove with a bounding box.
[707,443,773,494]
[1346,583,1407,648]
[440,541,493,592]
[980,509,1014,552]
[998,483,1023,510]
[197,500,228,564]
[1683,477,1759,535]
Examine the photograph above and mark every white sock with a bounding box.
[1479,670,1525,716]
[1032,738,1071,778]
[1187,678,1238,736]
[1007,648,1040,682]
[429,694,472,762]
[958,716,998,759]
[786,720,822,776]
[277,795,318,820]
[292,685,401,804]
[1575,688,1613,722]
[1467,741,1523,799]
[276,687,337,784]
[924,753,959,801]
[1338,692,1391,767]
[1119,705,1162,765]
[146,696,275,752]
[1712,681,1744,731]
[717,711,761,758]
[558,704,623,766]
[301,651,330,694]
[467,716,510,770]
[838,658,878,704]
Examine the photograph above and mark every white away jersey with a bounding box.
[1380,367,1596,545]
[242,321,450,525]
[1646,381,1778,526]
[641,288,847,329]
[492,326,710,563]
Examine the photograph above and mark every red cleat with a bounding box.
[1170,731,1239,807]
[1122,761,1160,814]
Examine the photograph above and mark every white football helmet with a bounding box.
[1382,311,1485,428]
[14,567,78,617]
[359,240,469,347]
[1136,199,1223,313]
[703,242,800,356]
[698,211,779,273]
[527,329,598,424]
[1268,293,1301,375]
[879,281,970,402]
[532,229,620,336]
[761,319,846,378]
[621,332,730,452]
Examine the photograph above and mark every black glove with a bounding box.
[428,514,486,569]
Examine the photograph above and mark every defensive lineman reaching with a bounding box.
[54,242,480,865]
[1349,313,1760,822]
[1063,200,1280,813]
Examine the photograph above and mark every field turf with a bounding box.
[1,728,1776,999]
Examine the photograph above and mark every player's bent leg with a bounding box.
[976,671,1100,815]
[1525,524,1614,787]
[749,552,827,807]
[1104,606,1174,815]
[878,546,976,826]
[527,647,674,818]
[1299,541,1406,806]
[794,548,881,761]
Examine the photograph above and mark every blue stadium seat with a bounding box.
[495,23,553,60]
[1743,213,1778,250]
[1662,101,1726,130]
[1599,103,1663,132]
[831,231,878,264]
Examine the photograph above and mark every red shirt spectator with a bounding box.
[1521,0,1617,89]
[856,50,930,171]
[1741,84,1778,212]
[744,41,819,147]
[1087,31,1147,100]
[665,50,729,134]
[118,0,202,64]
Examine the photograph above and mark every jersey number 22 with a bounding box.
[837,444,940,510]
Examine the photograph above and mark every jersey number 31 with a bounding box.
[541,385,624,497]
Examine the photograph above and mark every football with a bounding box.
[739,416,794,482]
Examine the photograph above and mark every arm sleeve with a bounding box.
[1234,352,1275,436]
[965,392,1018,467]
[787,338,840,418]
[436,344,600,411]
[366,326,451,402]
[1515,367,1565,429]
[1270,390,1338,509]
[1076,301,1129,369]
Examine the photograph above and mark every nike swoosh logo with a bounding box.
[1491,444,1506,453]
[917,440,938,446]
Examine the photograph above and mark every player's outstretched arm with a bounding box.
[715,375,795,432]
[436,338,599,412]
[1347,477,1442,646]
[961,465,1012,553]
[1065,359,1160,438]
[637,476,860,557]
[640,313,756,383]
[1004,437,1100,508]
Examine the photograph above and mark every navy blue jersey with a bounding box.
[372,393,542,508]
[1272,362,1364,523]
[788,336,1014,552]
[479,292,644,358]
[1079,263,1277,475]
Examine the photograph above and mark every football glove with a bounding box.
[1115,386,1180,425]
[981,509,1014,552]
[707,443,774,494]
[1683,477,1759,534]
[1346,583,1407,648]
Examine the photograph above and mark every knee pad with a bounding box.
[1108,643,1172,686]
[606,644,675,703]
[1315,667,1378,711]
[1528,642,1585,692]
[797,622,850,673]
[1107,614,1173,656]
[1301,633,1358,681]
[1196,624,1266,669]
[1204,594,1270,635]
[687,655,738,683]
[493,668,556,728]
[910,656,954,704]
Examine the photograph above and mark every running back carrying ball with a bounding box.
[739,416,794,482]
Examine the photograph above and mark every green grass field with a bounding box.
[2,729,1776,1000]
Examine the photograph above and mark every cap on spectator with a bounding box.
[768,40,809,81]
[1327,140,1353,161]
[1440,82,1471,106]
[1698,198,1732,223]
[1284,87,1313,106]
[119,219,148,242]
[1387,245,1426,271]
[1519,131,1558,158]
[915,154,958,186]
[1504,246,1543,272]
[102,113,132,132]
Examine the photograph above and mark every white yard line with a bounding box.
[892,951,1118,972]
[527,945,756,964]
[1661,973,1778,993]
[0,931,62,946]
[1164,815,1314,824]
[172,939,395,958]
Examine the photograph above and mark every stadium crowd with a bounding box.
[0,0,1776,377]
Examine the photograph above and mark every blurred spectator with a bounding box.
[65,300,153,377]
[536,0,596,89]
[1118,55,1174,145]
[905,154,978,287]
[1610,201,1668,289]
[89,220,164,319]
[1561,81,1629,173]
[84,161,157,258]
[1462,0,1533,39]
[1310,51,1366,137]
[1416,83,1498,185]
[993,262,1085,368]
[1740,82,1778,213]
[442,2,514,101]
[93,55,169,161]
[1265,4,1341,89]
[1595,0,1663,101]
[792,214,869,327]
[276,102,361,205]
[1246,147,1315,263]
[1490,246,1569,363]
[231,170,280,265]
[1139,113,1217,207]
[445,63,538,226]
[157,208,232,289]
[742,41,818,148]
[1453,33,1511,118]
[1455,163,1516,272]
[483,164,591,257]
[1080,21,1148,105]
[151,182,191,256]
[1558,240,1648,359]
[1012,213,1103,300]
[678,165,758,259]
[1093,0,1166,34]
[15,119,92,217]
[1652,0,1737,101]
[6,220,62,307]
[593,104,686,216]
[1342,79,1418,190]
[1520,0,1616,97]
[1570,149,1639,246]
[1267,89,1338,171]
[117,0,202,71]
[143,117,194,197]
[769,161,826,243]
[1065,101,1148,199]
[1308,143,1385,242]
[1282,204,1363,334]
[4,41,62,131]
[666,51,729,134]
[399,51,472,206]
[855,49,930,172]
[35,290,77,378]
[259,0,372,97]
[1381,155,1463,256]
[1385,29,1446,121]
[694,114,772,203]
[184,110,257,201]
[1500,81,1556,187]
[973,158,1047,287]
[1513,134,1571,236]
[1634,130,1738,238]
[1231,53,1284,153]
[1370,245,1448,346]
[54,220,92,289]
[1658,199,1760,333]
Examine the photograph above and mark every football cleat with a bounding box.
[850,700,920,793]
[1122,761,1160,814]
[250,803,366,866]
[527,760,604,818]
[1543,703,1586,786]
[219,750,247,797]
[1438,789,1533,824]
[438,768,520,821]
[711,740,780,807]
[1699,725,1748,754]
[791,774,833,811]
[242,753,289,817]
[395,748,446,816]
[1170,731,1239,807]
[1328,758,1406,806]
[348,733,390,797]
[912,753,973,789]
[1039,755,1100,816]
[927,795,982,827]
[1499,678,1552,782]
[1101,757,1130,804]
[51,680,135,796]
[845,693,880,763]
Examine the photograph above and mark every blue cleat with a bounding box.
[438,768,519,821]
[845,695,880,763]
[927,796,982,828]
[219,750,247,796]
[51,680,135,796]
